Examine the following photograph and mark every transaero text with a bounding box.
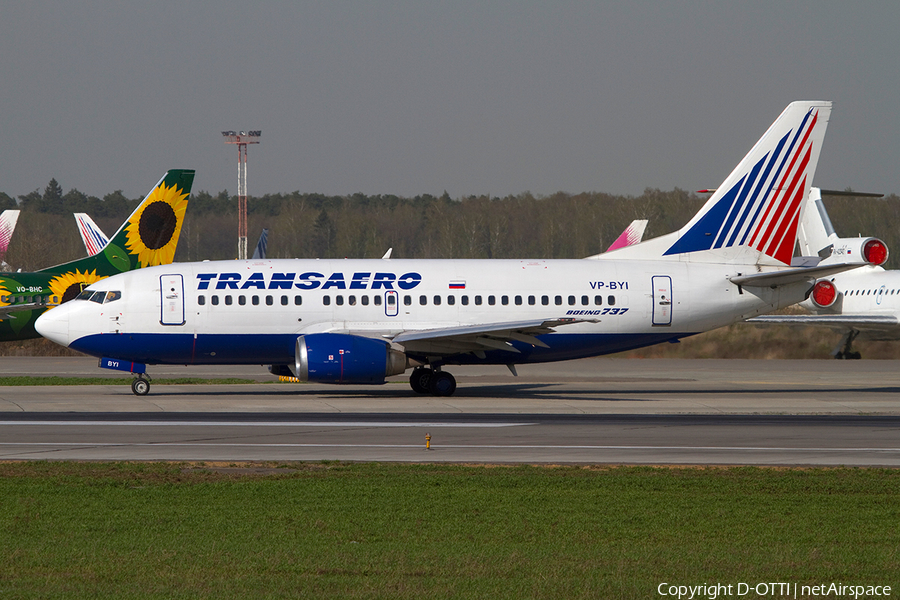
[197,272,423,291]
[657,582,891,599]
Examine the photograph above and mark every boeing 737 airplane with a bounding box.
[37,102,874,396]
[750,187,895,358]
[0,169,194,341]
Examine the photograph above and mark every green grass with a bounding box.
[0,376,258,386]
[0,462,897,599]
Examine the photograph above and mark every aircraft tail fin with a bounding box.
[74,213,111,257]
[0,210,20,259]
[39,169,195,277]
[605,101,831,265]
[252,228,269,259]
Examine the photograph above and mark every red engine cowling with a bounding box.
[810,280,838,308]
[863,239,889,266]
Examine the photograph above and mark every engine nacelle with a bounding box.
[829,237,889,266]
[294,333,407,384]
[810,280,838,308]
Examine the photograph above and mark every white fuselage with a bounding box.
[37,257,810,366]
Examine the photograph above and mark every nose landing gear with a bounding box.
[131,374,150,396]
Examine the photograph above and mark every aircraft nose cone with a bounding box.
[35,305,71,347]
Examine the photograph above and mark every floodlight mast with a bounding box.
[221,130,261,259]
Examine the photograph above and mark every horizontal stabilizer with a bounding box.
[730,262,865,288]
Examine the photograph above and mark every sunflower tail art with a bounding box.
[48,269,102,304]
[123,180,190,268]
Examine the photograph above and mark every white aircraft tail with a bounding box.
[74,213,111,256]
[605,101,831,265]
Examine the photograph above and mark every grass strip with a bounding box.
[0,462,897,599]
[0,376,258,386]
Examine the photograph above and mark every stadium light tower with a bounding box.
[222,130,261,259]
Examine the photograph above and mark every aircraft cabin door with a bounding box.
[385,290,399,317]
[160,274,185,326]
[651,275,672,326]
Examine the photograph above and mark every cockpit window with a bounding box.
[104,291,122,303]
[76,290,94,301]
[89,291,106,304]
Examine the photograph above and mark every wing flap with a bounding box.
[390,318,597,356]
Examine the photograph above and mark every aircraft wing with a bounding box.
[0,301,48,320]
[390,318,597,356]
[749,314,899,331]
[729,262,866,288]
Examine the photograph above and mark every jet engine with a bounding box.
[829,237,889,266]
[810,280,838,308]
[293,333,407,384]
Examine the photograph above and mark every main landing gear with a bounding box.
[833,330,862,360]
[409,367,457,396]
[131,374,151,396]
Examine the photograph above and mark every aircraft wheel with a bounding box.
[848,351,862,360]
[131,377,150,396]
[428,371,457,397]
[409,368,433,394]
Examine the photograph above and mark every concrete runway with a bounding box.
[1,357,899,465]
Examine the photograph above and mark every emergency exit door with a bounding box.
[651,275,672,326]
[160,274,185,325]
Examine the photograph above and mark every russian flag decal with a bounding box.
[449,281,466,290]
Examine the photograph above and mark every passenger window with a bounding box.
[475,295,482,306]
[514,296,522,306]
[542,295,549,306]
[404,295,412,306]
[555,296,562,306]
[581,295,589,305]
[295,295,302,305]
[211,295,219,306]
[501,295,509,306]
[323,296,330,306]
[608,295,616,306]
[462,295,469,306]
[198,295,206,306]
[447,296,455,306]
[252,295,260,306]
[361,296,368,306]
[374,296,382,306]
[528,295,535,305]
[105,291,122,303]
[266,295,274,306]
[281,295,289,306]
[568,295,575,306]
[434,295,442,306]
[349,295,357,306]
[336,296,344,306]
[225,295,233,305]
[239,295,246,306]
[595,295,603,305]
[420,295,427,305]
[387,295,396,306]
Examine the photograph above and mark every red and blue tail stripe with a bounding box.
[664,106,823,264]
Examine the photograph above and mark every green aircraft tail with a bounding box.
[39,169,195,302]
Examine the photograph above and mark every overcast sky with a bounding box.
[1,1,898,201]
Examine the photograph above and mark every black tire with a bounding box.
[409,369,432,394]
[131,378,150,396]
[428,371,457,397]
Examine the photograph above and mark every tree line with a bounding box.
[4,178,900,271]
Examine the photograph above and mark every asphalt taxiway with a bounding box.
[1,357,898,465]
